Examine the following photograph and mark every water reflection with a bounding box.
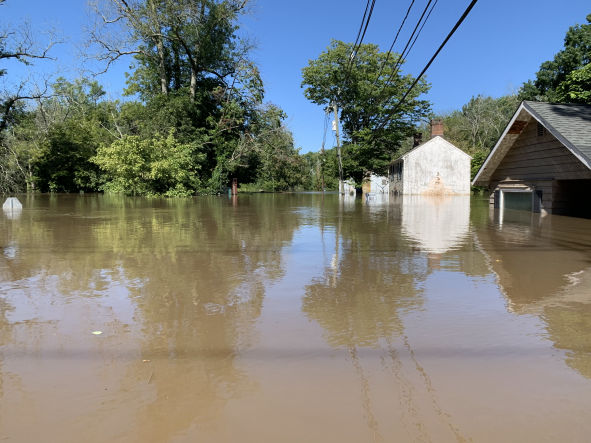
[476,210,591,379]
[302,199,478,441]
[2,208,22,220]
[401,195,471,254]
[0,194,303,440]
[2,194,591,441]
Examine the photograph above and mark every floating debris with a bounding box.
[203,303,225,315]
[92,331,103,335]
[2,197,22,210]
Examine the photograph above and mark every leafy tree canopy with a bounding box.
[301,40,430,183]
[520,14,591,102]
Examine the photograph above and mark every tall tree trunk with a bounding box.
[190,69,197,102]
[172,41,181,90]
[155,35,168,95]
[149,0,169,95]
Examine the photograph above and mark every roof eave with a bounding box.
[472,102,527,186]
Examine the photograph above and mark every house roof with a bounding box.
[525,101,591,157]
[472,101,591,186]
[391,135,471,164]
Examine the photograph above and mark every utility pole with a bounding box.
[333,101,344,194]
[320,109,328,193]
[320,146,325,193]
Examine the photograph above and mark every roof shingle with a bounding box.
[524,101,591,161]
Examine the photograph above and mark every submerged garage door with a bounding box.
[503,191,533,211]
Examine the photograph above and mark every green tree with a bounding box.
[92,131,202,196]
[441,94,520,178]
[88,0,269,193]
[520,14,591,101]
[232,104,306,192]
[301,40,431,183]
[30,78,119,192]
[554,63,591,104]
[1,0,58,192]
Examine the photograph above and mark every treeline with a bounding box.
[1,2,589,196]
[1,0,311,195]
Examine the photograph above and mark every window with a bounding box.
[391,161,403,180]
[537,122,547,137]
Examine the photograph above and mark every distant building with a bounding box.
[341,178,356,196]
[472,101,591,217]
[388,120,472,195]
[362,173,389,195]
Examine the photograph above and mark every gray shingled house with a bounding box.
[473,101,591,218]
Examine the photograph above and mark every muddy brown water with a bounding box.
[1,193,591,442]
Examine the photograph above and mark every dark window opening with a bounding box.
[390,161,403,180]
[537,122,547,137]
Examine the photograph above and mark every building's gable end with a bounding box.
[490,118,591,182]
[474,101,591,186]
[403,136,471,163]
[472,103,531,186]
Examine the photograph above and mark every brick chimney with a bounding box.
[430,119,444,138]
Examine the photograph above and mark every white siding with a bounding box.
[398,137,471,195]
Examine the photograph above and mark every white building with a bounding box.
[389,121,471,196]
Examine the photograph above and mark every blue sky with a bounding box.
[2,0,590,152]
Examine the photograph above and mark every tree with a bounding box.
[240,104,305,191]
[92,131,202,195]
[440,94,520,179]
[301,40,430,183]
[88,0,269,193]
[1,0,59,192]
[88,0,252,101]
[520,14,591,102]
[554,63,591,104]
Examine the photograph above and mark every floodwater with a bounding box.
[1,193,591,442]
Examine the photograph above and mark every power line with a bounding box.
[344,0,377,92]
[351,0,373,57]
[376,0,479,131]
[405,0,439,71]
[353,0,377,60]
[373,0,416,85]
[381,0,434,93]
[368,0,437,124]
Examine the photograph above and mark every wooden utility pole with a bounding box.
[320,109,327,193]
[333,101,344,194]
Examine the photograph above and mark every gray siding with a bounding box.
[491,120,591,182]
